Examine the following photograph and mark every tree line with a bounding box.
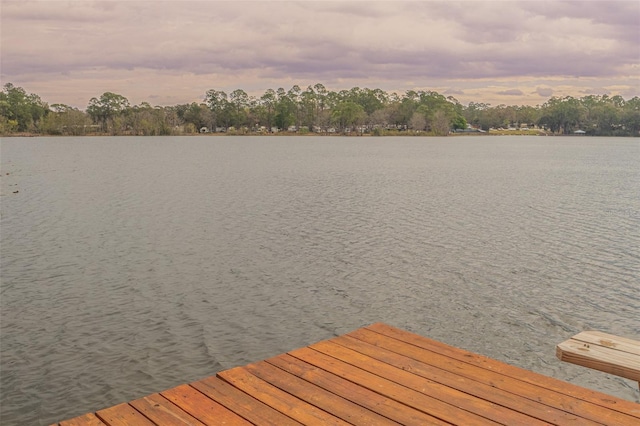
[1,82,638,136]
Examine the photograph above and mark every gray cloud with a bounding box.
[445,88,465,95]
[2,1,638,107]
[621,86,640,98]
[535,87,554,97]
[581,87,611,95]
[497,89,524,96]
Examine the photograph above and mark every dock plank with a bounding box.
[245,360,400,425]
[57,413,106,426]
[95,402,155,426]
[161,384,251,425]
[217,366,351,426]
[129,393,206,425]
[192,376,302,426]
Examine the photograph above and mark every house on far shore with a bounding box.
[574,129,586,135]
[455,126,485,133]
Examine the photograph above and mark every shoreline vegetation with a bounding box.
[1,83,638,137]
[2,129,553,138]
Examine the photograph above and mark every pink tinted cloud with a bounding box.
[1,1,638,107]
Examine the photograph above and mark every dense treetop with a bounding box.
[1,83,638,136]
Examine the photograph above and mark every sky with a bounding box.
[2,0,639,109]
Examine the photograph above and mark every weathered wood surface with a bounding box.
[557,330,640,383]
[54,323,640,425]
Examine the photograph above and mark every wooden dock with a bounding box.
[54,323,640,425]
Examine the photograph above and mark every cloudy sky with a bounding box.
[2,1,639,109]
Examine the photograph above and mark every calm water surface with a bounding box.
[1,136,639,424]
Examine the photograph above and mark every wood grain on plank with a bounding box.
[161,384,251,426]
[95,403,155,426]
[192,376,302,426]
[217,366,350,426]
[130,393,206,425]
[57,412,107,426]
[245,359,401,425]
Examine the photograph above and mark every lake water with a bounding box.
[1,136,639,424]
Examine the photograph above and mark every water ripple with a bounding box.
[1,136,639,424]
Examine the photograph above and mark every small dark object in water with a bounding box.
[13,190,19,193]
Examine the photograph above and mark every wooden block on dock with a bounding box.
[557,330,640,383]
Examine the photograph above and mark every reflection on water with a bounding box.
[1,136,639,424]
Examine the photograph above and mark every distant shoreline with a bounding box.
[2,130,562,138]
[4,83,638,137]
